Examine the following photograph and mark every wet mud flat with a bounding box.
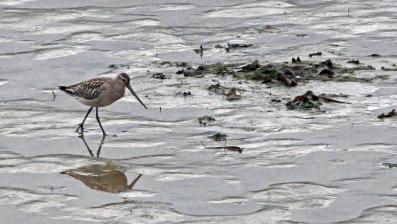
[2,0,397,223]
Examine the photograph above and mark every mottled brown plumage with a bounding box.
[61,77,112,100]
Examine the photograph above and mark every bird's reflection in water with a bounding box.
[61,135,142,193]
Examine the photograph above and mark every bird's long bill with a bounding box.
[127,85,148,109]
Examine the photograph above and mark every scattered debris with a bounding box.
[244,69,278,82]
[381,67,397,71]
[152,72,167,79]
[193,45,203,54]
[286,91,321,110]
[159,61,189,67]
[383,162,397,168]
[198,116,216,126]
[172,58,380,88]
[270,99,281,103]
[256,25,280,33]
[347,59,360,64]
[369,54,381,57]
[352,65,375,71]
[228,42,253,49]
[277,72,297,87]
[208,83,229,93]
[182,66,205,77]
[225,88,242,101]
[193,45,210,58]
[209,133,228,141]
[226,42,253,52]
[318,68,335,78]
[378,109,397,119]
[319,59,333,68]
[309,52,322,57]
[208,84,242,101]
[240,60,260,72]
[317,94,350,104]
[108,64,130,69]
[193,45,210,53]
[208,83,229,95]
[292,57,302,63]
[176,91,192,97]
[287,91,350,110]
[206,146,243,153]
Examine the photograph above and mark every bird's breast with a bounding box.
[111,86,125,102]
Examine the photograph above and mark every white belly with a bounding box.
[78,88,125,107]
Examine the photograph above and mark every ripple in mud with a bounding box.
[0,79,8,86]
[250,182,343,209]
[0,186,183,223]
[0,187,77,213]
[0,153,108,174]
[156,172,207,182]
[34,48,86,60]
[205,2,292,18]
[342,205,397,223]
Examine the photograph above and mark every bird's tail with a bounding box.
[59,86,73,95]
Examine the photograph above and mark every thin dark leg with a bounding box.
[76,107,93,134]
[96,135,106,157]
[79,134,94,156]
[95,107,107,136]
[78,134,106,157]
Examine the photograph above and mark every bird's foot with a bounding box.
[75,123,84,134]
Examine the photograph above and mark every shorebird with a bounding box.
[59,73,147,135]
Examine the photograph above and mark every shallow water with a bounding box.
[1,0,397,223]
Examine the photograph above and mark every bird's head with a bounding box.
[117,72,130,85]
[117,73,147,109]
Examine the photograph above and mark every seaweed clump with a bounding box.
[286,91,321,110]
[170,58,382,87]
[209,133,228,141]
[378,109,397,119]
[198,116,215,126]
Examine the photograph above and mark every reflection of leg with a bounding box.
[76,107,93,134]
[224,138,227,155]
[96,135,106,157]
[79,135,94,156]
[95,107,107,136]
[128,174,143,190]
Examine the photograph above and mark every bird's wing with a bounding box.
[63,77,111,100]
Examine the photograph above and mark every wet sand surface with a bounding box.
[1,0,397,223]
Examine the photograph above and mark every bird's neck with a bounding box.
[111,79,126,100]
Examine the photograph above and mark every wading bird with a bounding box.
[59,73,147,135]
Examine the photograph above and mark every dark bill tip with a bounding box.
[127,85,148,109]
